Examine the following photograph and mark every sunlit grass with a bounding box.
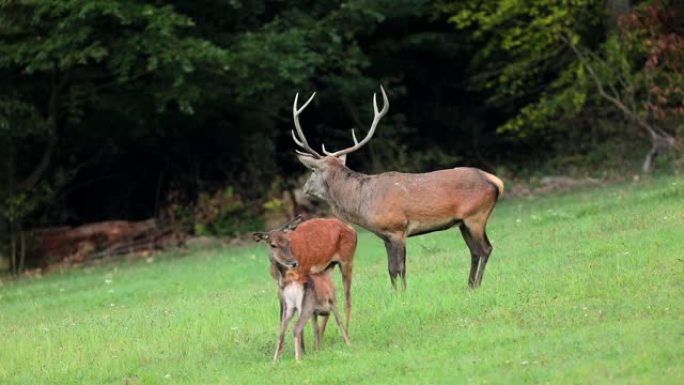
[1,175,683,384]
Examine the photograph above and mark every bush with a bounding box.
[192,187,264,238]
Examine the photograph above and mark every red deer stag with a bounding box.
[290,86,504,289]
[253,216,357,328]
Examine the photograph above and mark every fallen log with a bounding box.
[30,219,183,264]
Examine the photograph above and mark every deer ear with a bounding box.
[296,154,323,169]
[252,232,269,242]
[282,215,304,232]
[337,154,347,165]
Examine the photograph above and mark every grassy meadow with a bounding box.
[1,175,683,384]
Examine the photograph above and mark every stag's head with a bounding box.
[291,86,389,199]
[252,216,304,268]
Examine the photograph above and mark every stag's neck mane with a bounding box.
[324,164,370,223]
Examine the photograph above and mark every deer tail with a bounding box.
[481,171,504,199]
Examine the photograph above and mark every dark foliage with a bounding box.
[1,0,681,271]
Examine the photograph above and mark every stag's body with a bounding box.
[273,267,350,361]
[320,165,501,236]
[291,86,503,289]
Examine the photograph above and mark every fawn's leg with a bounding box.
[293,296,315,361]
[318,314,330,346]
[312,314,322,350]
[274,307,295,362]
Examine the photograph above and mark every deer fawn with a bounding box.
[253,216,357,328]
[290,86,504,290]
[270,261,351,361]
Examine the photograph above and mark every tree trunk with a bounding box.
[17,70,67,192]
[10,230,16,274]
[19,230,26,272]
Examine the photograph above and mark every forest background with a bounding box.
[1,0,682,272]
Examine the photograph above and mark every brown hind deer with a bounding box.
[290,86,504,290]
[252,216,357,328]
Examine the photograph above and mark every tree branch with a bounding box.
[17,70,69,191]
[562,34,669,140]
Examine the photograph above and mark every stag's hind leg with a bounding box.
[474,232,493,287]
[460,221,492,289]
[460,225,480,288]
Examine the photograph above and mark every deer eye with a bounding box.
[270,244,277,248]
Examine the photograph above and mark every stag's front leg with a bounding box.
[384,234,407,290]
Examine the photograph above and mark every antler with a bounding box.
[292,92,322,158]
[321,85,389,158]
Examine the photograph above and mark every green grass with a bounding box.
[1,176,683,385]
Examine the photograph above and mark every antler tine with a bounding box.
[295,149,314,157]
[325,85,389,158]
[294,92,316,114]
[291,130,305,147]
[376,84,390,115]
[292,92,322,158]
[321,128,359,156]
